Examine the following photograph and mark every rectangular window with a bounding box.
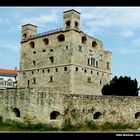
[87,58,90,65]
[79,45,82,52]
[107,62,110,69]
[32,78,36,84]
[87,77,92,83]
[96,61,99,68]
[64,67,67,71]
[49,76,53,82]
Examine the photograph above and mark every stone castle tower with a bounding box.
[17,9,112,95]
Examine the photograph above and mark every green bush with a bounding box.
[86,121,97,129]
[101,122,133,130]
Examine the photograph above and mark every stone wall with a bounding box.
[0,89,140,127]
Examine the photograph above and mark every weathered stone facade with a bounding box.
[0,89,140,127]
[17,9,112,95]
[0,9,139,128]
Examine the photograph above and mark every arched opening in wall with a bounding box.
[7,79,13,87]
[12,108,20,118]
[66,21,71,28]
[135,112,140,119]
[93,111,102,119]
[23,33,27,39]
[57,34,65,42]
[50,111,61,120]
[43,38,49,45]
[0,116,3,122]
[75,21,79,28]
[82,36,87,44]
[92,41,97,48]
[49,56,54,63]
[30,41,35,48]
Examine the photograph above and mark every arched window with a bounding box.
[82,36,87,44]
[57,34,65,42]
[92,41,97,48]
[49,56,54,63]
[23,33,27,39]
[30,41,35,48]
[135,112,140,119]
[0,78,4,86]
[50,111,61,120]
[75,21,78,28]
[66,21,71,27]
[12,108,20,118]
[93,111,102,119]
[43,38,49,45]
[7,79,13,87]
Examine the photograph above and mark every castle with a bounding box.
[17,9,112,95]
[0,9,140,128]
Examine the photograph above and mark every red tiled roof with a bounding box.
[0,68,17,75]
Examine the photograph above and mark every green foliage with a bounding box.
[101,122,134,130]
[102,76,140,96]
[86,120,97,129]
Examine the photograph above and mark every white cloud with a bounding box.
[21,13,58,27]
[120,30,134,38]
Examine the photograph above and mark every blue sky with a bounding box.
[0,7,140,87]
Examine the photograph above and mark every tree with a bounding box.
[102,76,140,96]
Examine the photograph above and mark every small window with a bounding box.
[32,71,34,75]
[50,111,61,120]
[50,49,53,52]
[49,56,54,63]
[92,41,97,48]
[33,51,36,54]
[66,45,69,49]
[56,68,58,72]
[97,72,99,75]
[91,58,95,66]
[64,67,67,71]
[66,21,71,27]
[107,62,110,69]
[48,69,50,73]
[33,61,36,66]
[32,78,36,84]
[88,58,90,65]
[42,70,44,73]
[23,33,27,38]
[76,67,78,71]
[100,80,102,85]
[91,71,93,74]
[87,77,91,83]
[42,49,46,52]
[84,69,87,73]
[57,34,65,42]
[30,41,35,48]
[75,22,78,28]
[49,76,53,82]
[96,61,99,68]
[82,36,87,44]
[79,45,82,52]
[43,38,49,45]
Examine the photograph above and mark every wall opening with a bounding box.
[33,61,36,66]
[12,108,20,118]
[82,36,87,44]
[64,67,67,71]
[30,41,35,48]
[27,80,30,87]
[56,68,58,72]
[23,33,27,39]
[135,112,140,119]
[92,41,97,48]
[66,21,71,27]
[75,21,78,28]
[49,76,54,82]
[93,112,102,119]
[32,78,36,84]
[43,38,49,45]
[49,56,54,63]
[57,34,65,42]
[50,111,61,120]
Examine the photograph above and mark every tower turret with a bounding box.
[21,24,37,41]
[63,9,80,31]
